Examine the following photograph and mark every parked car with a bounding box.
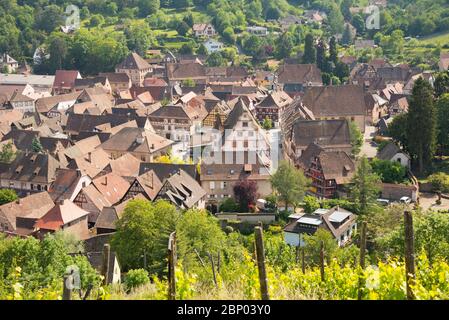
[377,199,390,206]
[400,197,412,204]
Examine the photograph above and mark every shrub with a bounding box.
[303,195,320,213]
[219,198,239,213]
[124,269,150,291]
[428,172,449,193]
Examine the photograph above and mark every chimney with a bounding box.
[104,176,108,186]
[87,152,92,163]
[150,172,154,189]
[59,199,65,206]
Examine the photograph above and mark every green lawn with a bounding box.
[418,31,449,46]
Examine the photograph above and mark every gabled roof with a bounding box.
[277,64,322,85]
[0,192,55,231]
[99,72,131,84]
[134,170,163,201]
[95,195,146,231]
[158,170,206,209]
[2,130,71,154]
[99,127,173,155]
[53,70,81,89]
[92,173,130,206]
[166,63,207,81]
[108,153,141,178]
[223,98,259,130]
[149,104,191,120]
[65,114,148,135]
[298,143,355,184]
[34,199,89,231]
[35,91,81,114]
[302,85,366,117]
[116,52,151,70]
[139,163,199,181]
[0,152,61,184]
[292,120,351,148]
[377,143,409,161]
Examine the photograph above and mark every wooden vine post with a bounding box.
[301,248,306,274]
[101,244,111,286]
[358,221,367,300]
[168,232,177,300]
[208,252,218,288]
[254,226,270,300]
[404,211,416,300]
[62,274,72,300]
[319,240,325,282]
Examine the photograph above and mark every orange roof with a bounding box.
[34,200,89,231]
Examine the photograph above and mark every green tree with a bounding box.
[350,156,381,215]
[428,172,449,193]
[341,24,353,45]
[219,198,239,212]
[349,120,363,157]
[371,159,407,184]
[271,161,310,212]
[111,200,180,275]
[89,14,105,28]
[328,3,345,34]
[0,143,16,163]
[388,113,409,151]
[276,32,294,60]
[176,21,190,36]
[434,72,449,97]
[407,78,437,175]
[176,209,226,270]
[206,52,225,67]
[303,229,338,266]
[302,33,316,64]
[0,189,18,205]
[138,0,160,17]
[381,212,449,264]
[262,117,273,130]
[436,94,449,152]
[329,36,338,65]
[124,269,150,291]
[124,22,154,56]
[303,195,320,214]
[182,78,196,87]
[31,137,43,153]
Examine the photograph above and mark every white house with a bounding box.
[0,54,18,73]
[192,24,217,37]
[247,26,268,36]
[377,142,411,169]
[284,207,357,247]
[204,39,224,53]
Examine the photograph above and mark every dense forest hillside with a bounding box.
[1,0,449,76]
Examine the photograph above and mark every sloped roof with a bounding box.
[0,152,61,184]
[159,170,206,209]
[116,52,151,70]
[378,143,408,161]
[0,192,55,230]
[34,200,89,231]
[135,170,163,201]
[53,70,80,89]
[92,173,130,205]
[298,143,355,184]
[302,85,366,117]
[277,64,322,85]
[108,153,141,178]
[99,127,173,154]
[292,119,351,148]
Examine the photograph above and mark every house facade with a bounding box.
[115,52,152,87]
[284,207,357,247]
